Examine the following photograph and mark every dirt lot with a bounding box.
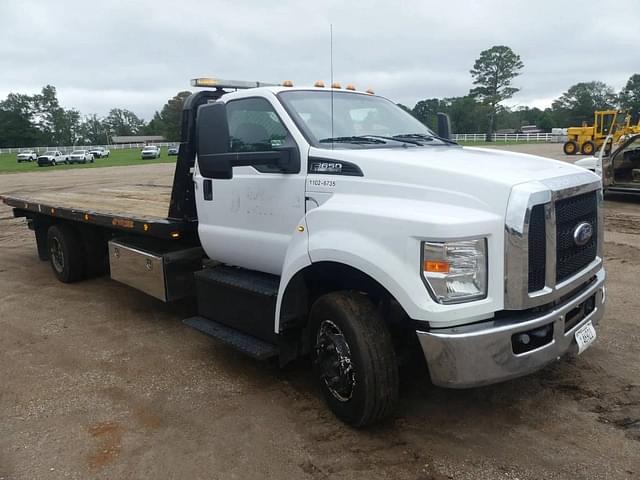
[1,145,639,480]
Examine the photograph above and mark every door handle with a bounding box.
[203,179,213,200]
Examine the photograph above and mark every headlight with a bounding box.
[422,238,487,304]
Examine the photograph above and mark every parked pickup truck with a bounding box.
[37,150,68,167]
[89,146,110,158]
[16,149,37,162]
[141,145,161,159]
[1,78,606,426]
[68,149,94,164]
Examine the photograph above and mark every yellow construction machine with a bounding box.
[563,110,640,155]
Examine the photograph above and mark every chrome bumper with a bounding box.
[417,268,605,388]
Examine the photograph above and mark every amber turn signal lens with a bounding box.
[424,260,450,274]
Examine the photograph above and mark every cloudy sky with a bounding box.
[1,0,636,121]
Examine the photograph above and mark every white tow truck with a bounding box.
[1,78,606,426]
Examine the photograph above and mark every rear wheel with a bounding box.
[47,224,86,283]
[563,141,578,155]
[309,291,399,427]
[581,141,595,155]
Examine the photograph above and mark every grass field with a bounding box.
[0,148,177,174]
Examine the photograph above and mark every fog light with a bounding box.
[512,323,553,354]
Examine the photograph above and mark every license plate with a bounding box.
[575,321,596,354]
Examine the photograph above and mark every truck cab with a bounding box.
[184,79,605,423]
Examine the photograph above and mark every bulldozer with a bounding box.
[563,110,640,155]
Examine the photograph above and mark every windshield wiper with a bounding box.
[319,136,387,144]
[394,133,459,146]
[365,135,424,146]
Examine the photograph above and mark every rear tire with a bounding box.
[47,224,86,283]
[581,141,595,155]
[563,141,578,155]
[309,291,399,427]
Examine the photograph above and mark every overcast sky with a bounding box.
[1,0,637,121]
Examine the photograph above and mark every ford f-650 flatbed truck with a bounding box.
[1,78,606,426]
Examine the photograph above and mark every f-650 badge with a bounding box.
[310,162,343,174]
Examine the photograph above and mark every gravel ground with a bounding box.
[1,144,638,479]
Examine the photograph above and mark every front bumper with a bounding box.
[417,268,605,388]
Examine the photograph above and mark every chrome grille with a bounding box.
[504,172,603,310]
[555,191,598,282]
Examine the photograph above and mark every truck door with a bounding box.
[194,96,306,276]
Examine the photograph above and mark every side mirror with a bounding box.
[197,102,233,179]
[437,112,451,139]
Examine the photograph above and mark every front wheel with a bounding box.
[563,141,578,155]
[309,291,399,427]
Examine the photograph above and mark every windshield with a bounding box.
[44,151,56,155]
[278,90,443,148]
[72,150,85,154]
[143,147,156,151]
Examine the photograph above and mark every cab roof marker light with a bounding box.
[366,88,375,94]
[282,80,294,87]
[314,80,325,87]
[345,84,356,91]
[190,78,279,89]
[331,82,341,89]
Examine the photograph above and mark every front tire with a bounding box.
[563,140,578,155]
[47,224,85,283]
[309,291,399,427]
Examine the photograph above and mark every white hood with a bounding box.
[309,145,592,215]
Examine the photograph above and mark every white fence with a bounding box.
[1,134,569,154]
[452,133,566,143]
[0,142,177,155]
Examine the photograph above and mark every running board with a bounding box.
[183,316,278,360]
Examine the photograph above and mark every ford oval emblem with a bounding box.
[573,222,594,247]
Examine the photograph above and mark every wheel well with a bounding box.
[278,262,418,364]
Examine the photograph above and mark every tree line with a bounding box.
[402,46,640,136]
[0,87,191,148]
[1,45,639,148]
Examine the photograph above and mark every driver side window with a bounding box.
[227,98,288,153]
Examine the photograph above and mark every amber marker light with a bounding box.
[84,213,90,221]
[366,88,375,94]
[143,223,150,232]
[282,80,294,87]
[314,80,325,87]
[170,231,181,239]
[424,260,450,274]
[345,84,356,91]
[331,82,341,89]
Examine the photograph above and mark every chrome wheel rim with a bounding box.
[50,238,64,273]
[315,319,355,402]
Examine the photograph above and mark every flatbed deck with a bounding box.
[1,180,194,240]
